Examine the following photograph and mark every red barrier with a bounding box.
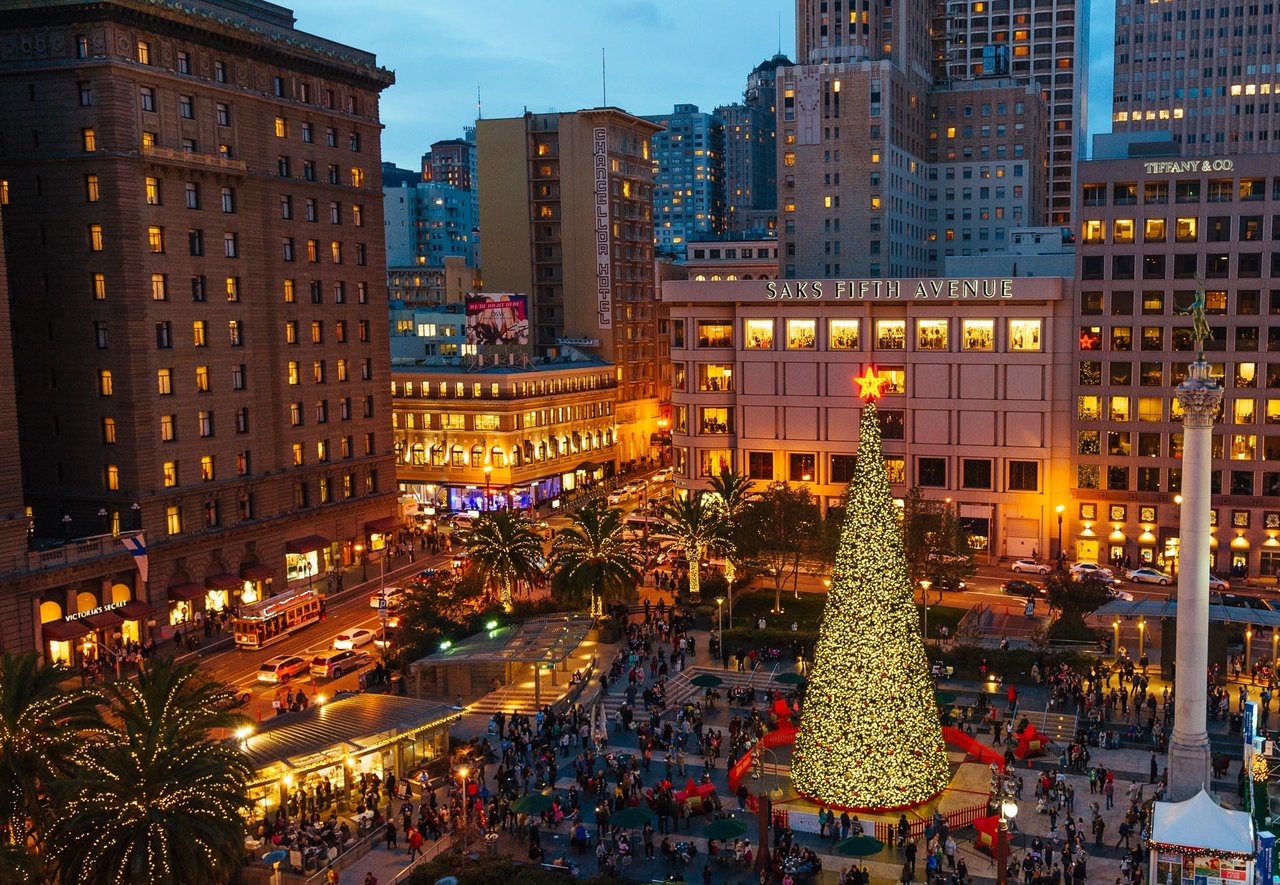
[728,751,754,792]
[942,726,1005,770]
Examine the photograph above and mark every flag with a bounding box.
[120,532,148,585]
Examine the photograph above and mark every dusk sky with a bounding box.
[293,0,1115,171]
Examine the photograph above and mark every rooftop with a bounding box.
[411,615,596,668]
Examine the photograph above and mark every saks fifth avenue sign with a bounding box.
[765,278,1014,300]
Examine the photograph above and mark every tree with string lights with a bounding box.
[792,367,951,809]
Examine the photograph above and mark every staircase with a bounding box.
[596,663,783,721]
[1020,707,1079,745]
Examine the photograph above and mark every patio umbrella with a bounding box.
[836,835,886,857]
[510,793,555,815]
[774,672,807,685]
[691,673,724,688]
[262,849,288,865]
[610,806,658,829]
[703,818,750,840]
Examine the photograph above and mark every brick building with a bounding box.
[0,0,398,659]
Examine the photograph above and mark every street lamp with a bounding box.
[354,543,366,582]
[714,595,725,652]
[97,507,109,535]
[1055,504,1065,563]
[61,513,72,541]
[482,464,493,511]
[724,560,735,630]
[995,787,1019,885]
[920,579,932,642]
[131,501,141,530]
[456,765,471,842]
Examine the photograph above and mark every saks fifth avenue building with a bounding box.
[661,276,1076,560]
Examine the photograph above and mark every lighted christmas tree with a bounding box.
[791,367,951,809]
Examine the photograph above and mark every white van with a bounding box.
[623,515,663,539]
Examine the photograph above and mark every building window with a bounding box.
[876,320,905,350]
[82,128,96,152]
[223,233,237,258]
[85,174,100,202]
[962,458,993,489]
[828,318,859,350]
[98,370,112,396]
[147,226,164,253]
[747,451,773,480]
[830,454,857,484]
[786,319,816,350]
[1008,319,1041,351]
[101,417,116,444]
[961,319,994,352]
[139,86,155,112]
[165,505,182,536]
[917,319,948,350]
[88,224,104,252]
[195,366,209,392]
[162,461,177,487]
[1008,460,1039,491]
[917,457,947,487]
[160,414,175,442]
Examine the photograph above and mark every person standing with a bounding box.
[385,819,398,850]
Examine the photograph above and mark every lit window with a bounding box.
[105,464,120,491]
[786,319,816,350]
[163,461,178,487]
[828,319,859,350]
[916,319,949,351]
[961,319,994,351]
[98,370,112,396]
[876,320,906,350]
[82,128,96,151]
[743,319,774,349]
[147,225,164,253]
[274,117,287,138]
[85,174,100,202]
[165,505,182,535]
[88,224,104,251]
[1008,319,1041,352]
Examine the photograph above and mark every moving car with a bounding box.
[1126,567,1173,586]
[606,490,628,505]
[257,655,308,684]
[310,649,369,679]
[1010,559,1050,575]
[444,513,475,530]
[1107,587,1135,602]
[1001,579,1046,598]
[930,576,967,592]
[1208,574,1230,591]
[333,628,374,649]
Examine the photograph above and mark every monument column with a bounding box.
[1166,351,1223,801]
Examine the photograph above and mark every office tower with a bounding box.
[0,0,397,656]
[781,0,1083,277]
[645,104,726,255]
[478,108,666,465]
[383,178,479,302]
[1110,0,1279,154]
[934,0,1089,225]
[717,53,793,235]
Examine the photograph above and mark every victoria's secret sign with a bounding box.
[765,278,1014,300]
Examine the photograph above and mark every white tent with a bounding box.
[1150,789,1254,855]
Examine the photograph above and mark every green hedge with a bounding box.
[937,644,1098,682]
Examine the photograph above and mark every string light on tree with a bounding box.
[791,366,951,809]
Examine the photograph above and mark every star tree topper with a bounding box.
[855,366,887,401]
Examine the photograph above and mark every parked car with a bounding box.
[1070,562,1114,579]
[930,576,967,592]
[333,628,374,649]
[257,655,308,684]
[1126,567,1173,586]
[369,587,403,609]
[1208,574,1231,591]
[1107,587,1135,602]
[1010,558,1050,575]
[444,513,476,531]
[310,650,369,679]
[1215,593,1272,612]
[1001,579,1046,598]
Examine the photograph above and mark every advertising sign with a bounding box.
[464,293,529,345]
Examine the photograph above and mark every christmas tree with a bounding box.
[791,368,951,809]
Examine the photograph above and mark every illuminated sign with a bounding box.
[66,601,128,621]
[1142,159,1234,174]
[764,278,1015,300]
[592,126,613,330]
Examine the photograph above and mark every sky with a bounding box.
[292,0,1115,171]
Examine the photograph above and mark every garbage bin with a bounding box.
[485,832,499,856]
[1231,713,1243,734]
[390,673,404,695]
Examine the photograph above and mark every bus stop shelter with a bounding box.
[409,615,596,706]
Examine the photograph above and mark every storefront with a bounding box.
[41,599,154,666]
[204,573,240,614]
[239,563,276,605]
[285,535,330,588]
[166,582,206,626]
[364,516,402,553]
[239,694,460,818]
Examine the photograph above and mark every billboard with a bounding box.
[464,293,529,345]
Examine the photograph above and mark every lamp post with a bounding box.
[920,579,932,642]
[483,464,493,511]
[355,543,367,582]
[131,501,141,530]
[97,507,109,535]
[724,560,735,630]
[1056,504,1065,563]
[995,784,1019,885]
[61,513,72,542]
[714,595,725,652]
[456,765,471,845]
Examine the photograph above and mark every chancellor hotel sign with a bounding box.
[765,278,1015,300]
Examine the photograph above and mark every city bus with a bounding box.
[231,587,323,649]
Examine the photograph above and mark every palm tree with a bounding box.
[462,510,545,611]
[550,505,641,617]
[0,654,106,881]
[50,659,251,885]
[663,494,730,602]
[707,468,754,555]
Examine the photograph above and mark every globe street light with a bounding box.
[354,543,366,582]
[483,464,493,511]
[1055,504,1065,564]
[714,595,725,649]
[919,579,932,642]
[995,779,1019,885]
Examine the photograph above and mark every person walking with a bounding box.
[407,825,423,859]
[385,819,398,850]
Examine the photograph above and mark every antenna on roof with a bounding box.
[476,85,483,121]
[777,11,782,55]
[602,48,607,106]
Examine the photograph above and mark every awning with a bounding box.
[117,601,154,621]
[364,516,402,534]
[81,611,124,630]
[575,461,601,473]
[204,573,240,591]
[285,535,329,555]
[42,620,91,642]
[240,563,276,582]
[166,583,206,602]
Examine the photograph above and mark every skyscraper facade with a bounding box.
[0,0,398,657]
[477,108,667,464]
[717,53,793,235]
[1110,0,1279,154]
[645,104,726,256]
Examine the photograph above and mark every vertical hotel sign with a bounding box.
[592,126,613,329]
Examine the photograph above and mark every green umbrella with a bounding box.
[703,818,750,840]
[509,793,555,815]
[774,672,807,685]
[691,673,724,688]
[836,834,886,857]
[935,690,958,705]
[610,806,657,829]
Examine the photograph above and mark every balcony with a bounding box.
[25,532,137,574]
[141,145,246,173]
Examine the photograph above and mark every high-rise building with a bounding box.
[478,108,666,464]
[1110,0,1278,154]
[717,53,793,235]
[932,0,1089,226]
[383,179,479,295]
[781,0,1087,277]
[644,104,725,256]
[0,206,32,580]
[0,0,398,658]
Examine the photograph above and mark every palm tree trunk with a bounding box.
[500,576,513,612]
[689,550,702,602]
